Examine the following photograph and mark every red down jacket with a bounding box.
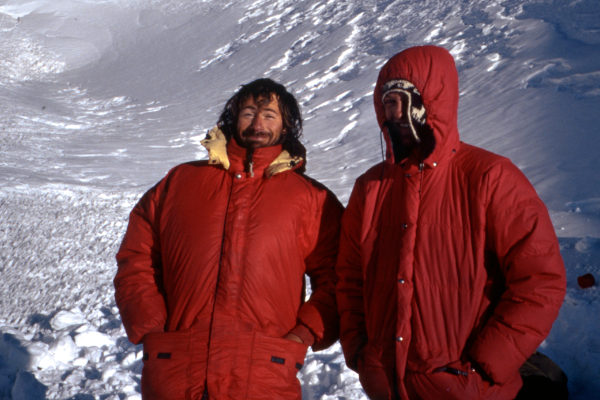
[336,46,566,400]
[115,138,343,400]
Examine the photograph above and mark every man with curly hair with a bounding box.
[115,78,343,400]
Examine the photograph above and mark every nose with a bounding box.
[392,103,403,121]
[385,98,405,123]
[251,114,265,131]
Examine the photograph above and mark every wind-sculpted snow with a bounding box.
[1,0,600,398]
[0,187,136,323]
[0,36,65,84]
[520,0,600,45]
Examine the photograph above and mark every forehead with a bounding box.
[383,91,408,102]
[239,94,281,112]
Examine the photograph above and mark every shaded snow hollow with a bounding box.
[1,0,600,399]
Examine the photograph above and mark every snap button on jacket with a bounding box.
[336,46,566,400]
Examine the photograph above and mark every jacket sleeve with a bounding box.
[469,160,567,384]
[335,178,368,371]
[293,188,344,351]
[114,181,168,345]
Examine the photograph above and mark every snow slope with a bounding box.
[1,0,599,398]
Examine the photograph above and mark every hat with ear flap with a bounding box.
[381,79,427,143]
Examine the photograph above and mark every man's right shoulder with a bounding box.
[353,162,386,187]
[170,159,211,172]
[140,160,222,204]
[286,172,343,210]
[145,160,219,194]
[162,160,217,179]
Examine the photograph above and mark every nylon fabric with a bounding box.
[336,45,566,400]
[115,138,342,399]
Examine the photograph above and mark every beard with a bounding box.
[236,126,279,149]
[385,120,416,163]
[385,120,436,164]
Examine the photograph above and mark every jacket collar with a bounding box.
[374,46,461,169]
[200,127,303,178]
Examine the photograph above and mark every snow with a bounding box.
[49,311,88,331]
[1,0,599,398]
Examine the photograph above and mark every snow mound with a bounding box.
[74,331,114,348]
[50,310,88,331]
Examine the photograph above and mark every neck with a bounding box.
[386,122,416,163]
[226,138,283,176]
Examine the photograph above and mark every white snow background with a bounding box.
[1,0,600,399]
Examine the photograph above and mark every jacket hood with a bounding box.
[374,45,460,167]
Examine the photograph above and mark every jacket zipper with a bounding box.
[418,160,424,200]
[204,172,235,386]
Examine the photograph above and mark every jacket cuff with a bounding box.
[138,326,165,345]
[289,324,315,346]
[469,328,525,384]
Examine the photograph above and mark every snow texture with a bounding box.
[1,0,600,399]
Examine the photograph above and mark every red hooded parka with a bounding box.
[115,138,343,400]
[336,46,566,400]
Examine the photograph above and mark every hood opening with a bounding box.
[374,46,460,167]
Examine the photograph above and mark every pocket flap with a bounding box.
[252,332,308,368]
[143,329,191,360]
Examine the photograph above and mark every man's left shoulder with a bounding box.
[455,142,523,178]
[455,142,506,168]
[456,143,542,207]
[276,170,333,194]
[277,171,343,208]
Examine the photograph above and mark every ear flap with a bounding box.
[411,101,426,125]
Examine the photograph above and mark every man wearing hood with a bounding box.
[115,78,343,400]
[336,46,566,399]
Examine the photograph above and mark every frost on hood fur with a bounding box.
[374,45,460,167]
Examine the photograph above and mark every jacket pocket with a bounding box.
[357,342,396,400]
[406,360,484,400]
[245,331,309,400]
[357,360,395,400]
[141,330,192,400]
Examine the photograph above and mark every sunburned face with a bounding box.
[383,91,415,147]
[236,95,284,149]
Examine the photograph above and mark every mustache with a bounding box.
[384,120,404,136]
[241,127,270,137]
[385,120,410,129]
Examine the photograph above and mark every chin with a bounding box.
[245,140,270,149]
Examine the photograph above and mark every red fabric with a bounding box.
[336,46,566,400]
[115,139,343,399]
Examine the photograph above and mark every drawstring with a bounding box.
[379,130,386,181]
[246,149,254,177]
[380,129,385,163]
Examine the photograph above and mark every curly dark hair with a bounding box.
[217,78,306,160]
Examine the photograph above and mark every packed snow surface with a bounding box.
[1,0,600,398]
